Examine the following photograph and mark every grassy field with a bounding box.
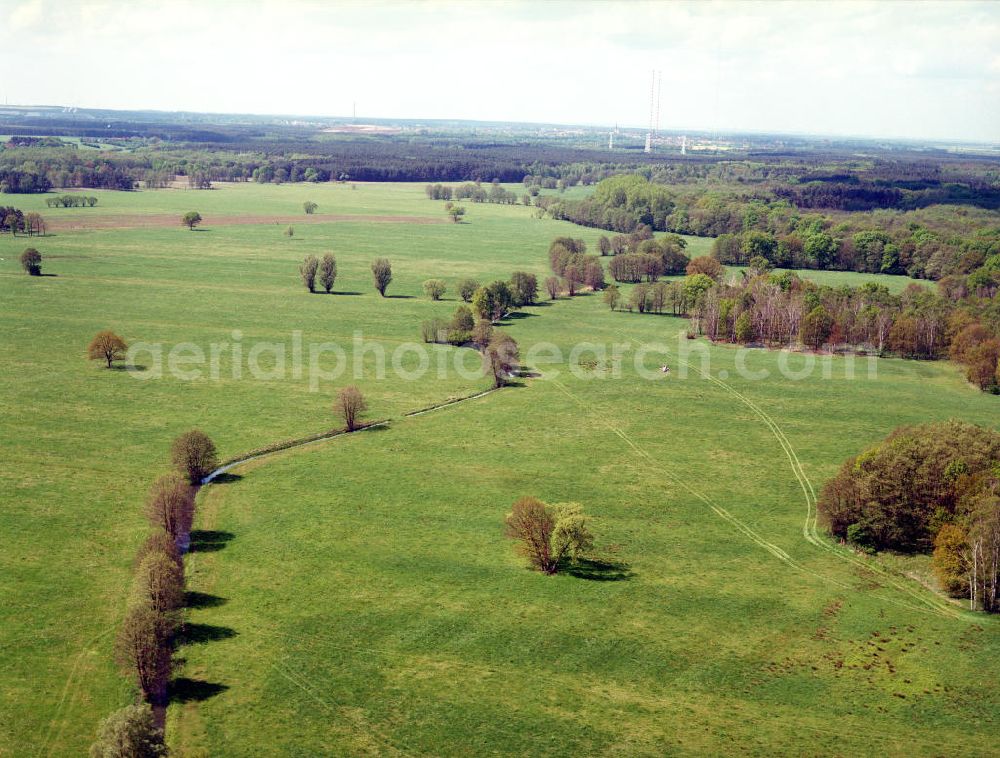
[1,181,996,756]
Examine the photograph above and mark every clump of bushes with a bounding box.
[421,305,475,345]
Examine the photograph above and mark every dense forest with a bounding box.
[2,116,998,284]
[540,174,1000,280]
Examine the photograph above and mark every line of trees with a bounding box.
[300,254,338,293]
[94,431,218,751]
[818,421,1000,612]
[45,194,98,208]
[678,261,1000,391]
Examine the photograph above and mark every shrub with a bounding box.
[451,305,475,332]
[371,258,392,296]
[303,201,318,214]
[420,317,451,344]
[603,284,621,310]
[300,255,319,292]
[319,254,337,293]
[89,704,167,758]
[423,279,447,301]
[457,278,480,303]
[336,385,367,431]
[171,429,218,484]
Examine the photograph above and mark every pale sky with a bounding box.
[3,0,999,142]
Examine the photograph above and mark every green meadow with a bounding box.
[1,182,996,756]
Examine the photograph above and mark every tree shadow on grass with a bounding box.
[169,678,229,704]
[565,558,634,582]
[330,290,363,296]
[178,623,238,646]
[209,472,242,485]
[108,364,147,372]
[184,591,227,609]
[386,294,415,299]
[188,530,235,553]
[499,311,538,323]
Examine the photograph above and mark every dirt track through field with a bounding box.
[45,213,446,232]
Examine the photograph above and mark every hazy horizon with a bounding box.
[3,0,999,143]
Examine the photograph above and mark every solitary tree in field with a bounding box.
[20,247,42,276]
[89,704,167,758]
[598,235,611,256]
[423,279,447,301]
[88,330,128,368]
[284,225,294,238]
[145,474,195,541]
[300,255,319,292]
[170,429,219,484]
[447,205,466,223]
[303,201,318,215]
[371,258,392,296]
[505,497,556,572]
[457,278,480,303]
[504,498,594,574]
[182,211,202,230]
[336,385,368,431]
[320,254,337,293]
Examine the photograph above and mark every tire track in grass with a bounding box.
[171,386,503,749]
[272,660,414,757]
[610,330,967,620]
